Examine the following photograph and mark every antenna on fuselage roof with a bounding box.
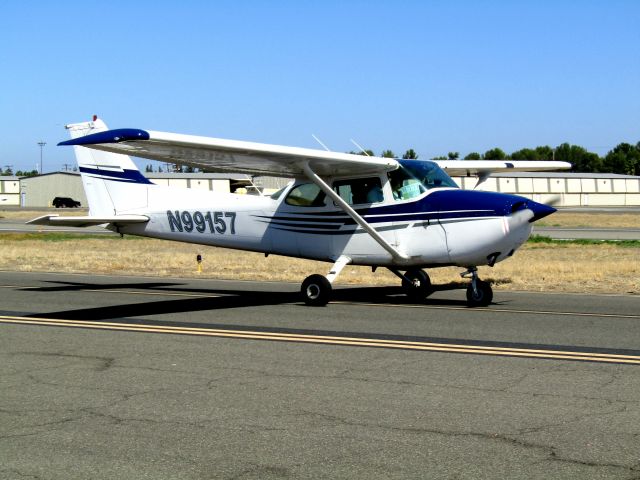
[349,139,370,156]
[311,134,331,152]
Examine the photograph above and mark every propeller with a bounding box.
[507,208,535,231]
[544,194,561,207]
[507,196,559,231]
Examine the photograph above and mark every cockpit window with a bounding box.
[388,160,458,201]
[284,183,326,207]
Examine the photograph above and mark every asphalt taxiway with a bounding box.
[1,270,640,479]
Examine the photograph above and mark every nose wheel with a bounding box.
[462,267,493,307]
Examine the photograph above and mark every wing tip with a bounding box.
[58,128,150,146]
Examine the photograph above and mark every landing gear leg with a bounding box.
[301,255,351,306]
[461,267,493,307]
[389,268,432,301]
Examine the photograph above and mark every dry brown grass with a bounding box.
[537,212,640,228]
[1,235,638,295]
[0,209,87,219]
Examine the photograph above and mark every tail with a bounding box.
[65,116,153,216]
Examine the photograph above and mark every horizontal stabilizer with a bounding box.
[27,214,149,228]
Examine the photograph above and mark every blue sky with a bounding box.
[1,1,639,172]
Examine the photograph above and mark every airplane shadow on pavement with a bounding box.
[24,280,473,322]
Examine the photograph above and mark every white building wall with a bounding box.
[612,179,626,193]
[516,177,533,193]
[450,174,640,207]
[532,178,548,193]
[581,179,597,193]
[189,178,210,190]
[626,179,640,193]
[168,179,188,189]
[211,180,230,193]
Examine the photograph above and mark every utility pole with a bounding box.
[37,141,46,174]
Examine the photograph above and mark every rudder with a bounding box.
[65,117,152,216]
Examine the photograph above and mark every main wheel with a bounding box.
[301,274,332,306]
[401,269,432,300]
[466,280,493,307]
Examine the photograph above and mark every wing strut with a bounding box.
[302,162,409,262]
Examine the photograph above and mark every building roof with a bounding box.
[0,176,20,181]
[20,171,80,180]
[490,172,640,180]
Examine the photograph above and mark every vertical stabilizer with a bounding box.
[66,117,151,215]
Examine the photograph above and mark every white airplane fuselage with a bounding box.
[112,172,546,269]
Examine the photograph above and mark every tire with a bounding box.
[301,274,332,306]
[401,269,432,300]
[466,280,493,307]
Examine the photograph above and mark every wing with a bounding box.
[28,215,149,227]
[59,128,399,178]
[435,160,571,176]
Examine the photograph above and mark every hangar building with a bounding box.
[15,172,260,208]
[0,176,20,206]
[4,170,640,208]
[455,172,640,207]
[19,172,88,208]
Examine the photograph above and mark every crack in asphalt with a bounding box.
[296,409,640,475]
[0,468,44,480]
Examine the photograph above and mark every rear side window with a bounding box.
[285,183,326,207]
[332,177,383,205]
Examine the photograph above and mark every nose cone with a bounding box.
[528,201,556,223]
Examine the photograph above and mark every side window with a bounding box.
[284,183,326,207]
[332,177,383,205]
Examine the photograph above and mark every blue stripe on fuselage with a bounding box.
[79,166,153,184]
[274,190,525,225]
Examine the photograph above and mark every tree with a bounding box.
[464,152,481,160]
[483,148,506,160]
[348,149,375,157]
[554,143,602,173]
[602,142,640,175]
[535,145,554,160]
[510,148,539,160]
[432,155,448,160]
[447,152,459,160]
[381,149,395,158]
[402,149,419,159]
[16,169,38,177]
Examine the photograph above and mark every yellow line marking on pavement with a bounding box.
[1,315,639,365]
[334,301,640,319]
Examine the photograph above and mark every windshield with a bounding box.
[388,160,458,200]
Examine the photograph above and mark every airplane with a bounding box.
[29,117,570,307]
